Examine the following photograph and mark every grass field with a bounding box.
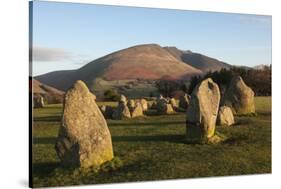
[32,97,271,187]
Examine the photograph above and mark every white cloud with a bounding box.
[32,46,73,62]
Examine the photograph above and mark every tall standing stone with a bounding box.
[112,102,131,120]
[55,80,114,168]
[127,99,136,112]
[140,99,148,111]
[34,95,44,108]
[169,98,178,109]
[217,106,235,126]
[179,94,190,110]
[186,78,221,143]
[221,76,255,115]
[131,102,144,118]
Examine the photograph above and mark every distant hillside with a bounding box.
[164,46,231,72]
[33,79,65,103]
[36,44,203,91]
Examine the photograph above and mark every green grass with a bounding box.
[32,97,271,187]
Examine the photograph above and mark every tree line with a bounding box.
[156,65,272,97]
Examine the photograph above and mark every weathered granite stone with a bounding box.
[112,102,131,120]
[55,80,114,168]
[131,102,144,118]
[186,78,221,143]
[217,106,235,126]
[100,105,114,119]
[221,76,255,115]
[140,99,148,111]
[179,94,190,110]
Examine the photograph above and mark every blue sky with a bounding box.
[31,1,272,76]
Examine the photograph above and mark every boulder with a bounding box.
[33,95,44,108]
[120,94,127,105]
[221,76,255,115]
[179,94,190,110]
[100,105,114,119]
[218,106,235,126]
[55,80,114,168]
[186,78,221,143]
[131,102,144,118]
[127,99,136,111]
[112,102,131,120]
[169,98,178,109]
[140,99,148,111]
[156,98,174,114]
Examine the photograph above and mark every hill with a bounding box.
[32,79,65,103]
[164,46,231,72]
[36,44,203,91]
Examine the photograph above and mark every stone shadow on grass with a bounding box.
[32,162,60,178]
[33,137,56,144]
[108,120,185,127]
[34,115,62,122]
[112,134,185,143]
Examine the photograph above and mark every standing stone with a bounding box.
[156,98,174,114]
[169,98,178,109]
[100,105,114,119]
[221,76,255,115]
[140,99,148,111]
[55,80,114,168]
[218,106,235,126]
[127,99,136,112]
[120,95,127,105]
[186,78,221,143]
[179,94,190,110]
[34,95,44,108]
[131,102,144,118]
[112,102,131,120]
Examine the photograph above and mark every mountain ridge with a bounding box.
[35,44,231,91]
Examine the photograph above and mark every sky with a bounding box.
[31,1,272,76]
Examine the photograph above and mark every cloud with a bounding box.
[32,46,73,62]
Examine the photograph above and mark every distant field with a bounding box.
[32,97,271,187]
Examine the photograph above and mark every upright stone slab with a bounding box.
[112,102,131,120]
[120,95,127,105]
[218,106,235,126]
[100,105,114,119]
[131,102,144,118]
[127,99,136,112]
[186,78,221,143]
[179,94,190,110]
[55,80,114,168]
[34,95,44,108]
[221,76,255,115]
[169,98,178,109]
[140,99,148,111]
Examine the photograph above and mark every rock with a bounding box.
[156,98,174,114]
[119,94,127,105]
[165,104,174,114]
[186,78,221,143]
[179,94,190,110]
[218,106,235,126]
[221,76,255,115]
[100,105,114,119]
[55,80,114,168]
[140,99,148,111]
[169,98,178,109]
[33,95,44,108]
[150,101,158,109]
[127,99,136,111]
[112,102,131,120]
[131,102,144,118]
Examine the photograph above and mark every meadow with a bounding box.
[32,97,271,187]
